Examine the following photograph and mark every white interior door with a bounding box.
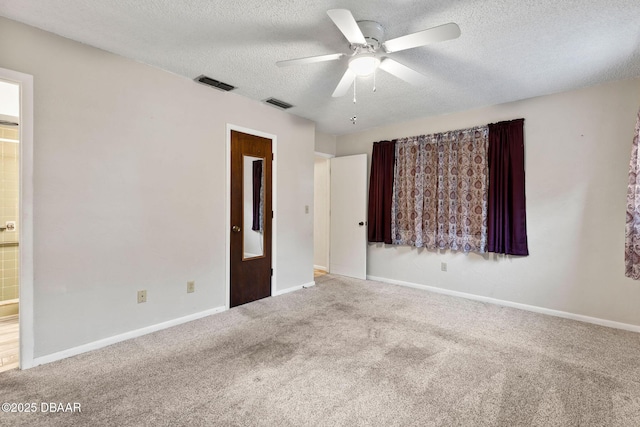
[330,154,367,279]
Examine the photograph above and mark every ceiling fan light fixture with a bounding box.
[348,55,380,76]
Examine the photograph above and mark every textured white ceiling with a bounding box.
[1,0,639,135]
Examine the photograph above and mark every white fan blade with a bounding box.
[332,68,356,97]
[379,58,428,85]
[383,22,461,53]
[327,9,366,45]
[276,53,344,67]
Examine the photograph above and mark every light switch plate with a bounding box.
[187,281,195,293]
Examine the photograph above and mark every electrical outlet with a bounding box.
[187,281,195,293]
[441,262,447,272]
[305,205,309,214]
[137,290,147,303]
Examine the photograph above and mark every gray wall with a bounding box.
[314,131,336,156]
[0,17,315,358]
[336,77,640,327]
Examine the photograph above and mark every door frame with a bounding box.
[314,151,334,272]
[0,67,35,369]
[225,124,277,310]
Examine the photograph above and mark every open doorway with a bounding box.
[0,79,20,372]
[0,66,33,371]
[314,153,332,278]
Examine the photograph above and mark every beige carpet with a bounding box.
[1,274,639,426]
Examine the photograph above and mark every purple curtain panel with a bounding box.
[487,119,529,256]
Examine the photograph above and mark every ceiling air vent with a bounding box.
[194,75,235,92]
[264,98,293,110]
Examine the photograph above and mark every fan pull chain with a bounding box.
[350,78,357,125]
[373,69,377,93]
[353,77,357,104]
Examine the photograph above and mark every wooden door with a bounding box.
[330,154,368,279]
[230,130,272,307]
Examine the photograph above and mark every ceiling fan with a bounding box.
[277,9,461,97]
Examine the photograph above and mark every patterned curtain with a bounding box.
[392,126,489,253]
[625,108,640,279]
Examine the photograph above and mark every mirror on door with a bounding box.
[243,155,265,259]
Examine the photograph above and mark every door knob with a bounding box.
[232,225,241,233]
[358,221,365,226]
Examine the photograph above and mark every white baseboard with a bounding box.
[313,265,327,271]
[273,281,316,296]
[28,306,226,369]
[27,278,320,369]
[367,275,640,334]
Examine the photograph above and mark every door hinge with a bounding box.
[271,152,274,161]
[270,268,273,276]
[271,211,274,218]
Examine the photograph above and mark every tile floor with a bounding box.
[0,314,18,372]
